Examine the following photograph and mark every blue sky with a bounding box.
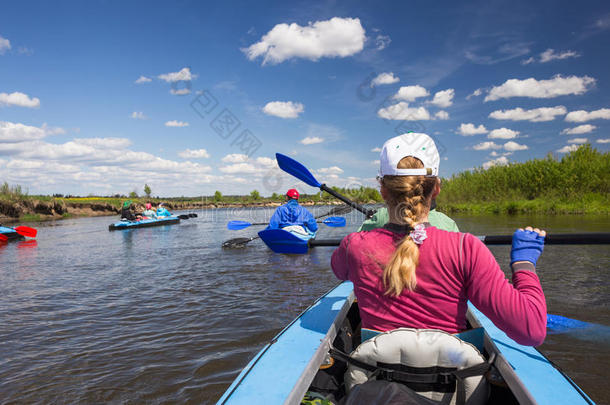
[1,0,609,196]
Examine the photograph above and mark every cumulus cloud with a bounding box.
[473,141,501,151]
[178,148,210,159]
[0,121,47,142]
[135,75,152,84]
[466,88,483,100]
[435,110,449,120]
[488,128,519,139]
[300,136,324,145]
[430,89,454,108]
[165,120,189,127]
[317,166,344,176]
[596,139,610,144]
[170,88,191,95]
[371,72,399,86]
[0,36,10,54]
[561,124,596,135]
[131,111,146,120]
[483,156,509,169]
[393,85,429,102]
[218,155,276,175]
[489,106,567,122]
[377,102,431,121]
[458,123,487,136]
[222,154,249,163]
[262,101,304,118]
[242,17,366,65]
[522,49,580,64]
[557,144,580,153]
[73,137,132,149]
[371,147,381,152]
[0,92,40,108]
[158,67,196,83]
[567,138,588,144]
[485,75,595,101]
[375,34,391,50]
[564,108,610,122]
[503,141,528,151]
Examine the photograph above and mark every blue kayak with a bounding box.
[258,227,317,254]
[217,282,595,405]
[108,216,180,231]
[0,226,23,241]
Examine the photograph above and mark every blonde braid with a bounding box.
[382,157,437,296]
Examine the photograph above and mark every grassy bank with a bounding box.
[436,144,609,215]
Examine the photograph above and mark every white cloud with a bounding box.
[435,110,449,120]
[0,121,46,142]
[0,92,40,108]
[561,124,596,135]
[503,141,528,151]
[170,88,191,95]
[564,108,610,122]
[371,147,381,152]
[158,67,196,83]
[466,88,483,100]
[135,75,152,84]
[377,102,431,121]
[430,89,454,108]
[458,123,488,136]
[262,101,304,119]
[485,75,595,101]
[539,48,580,63]
[243,17,366,65]
[178,148,210,159]
[483,156,509,169]
[222,154,249,163]
[165,120,189,127]
[393,85,429,101]
[567,138,588,144]
[521,57,535,65]
[371,72,399,86]
[473,141,501,151]
[557,144,580,153]
[0,36,10,54]
[73,137,132,149]
[218,155,276,175]
[131,111,146,120]
[375,34,391,50]
[488,128,519,139]
[489,106,567,122]
[596,139,610,144]
[300,136,324,145]
[317,166,344,175]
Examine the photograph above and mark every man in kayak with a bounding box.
[120,201,141,221]
[268,189,318,235]
[331,133,547,346]
[142,203,157,219]
[156,203,172,217]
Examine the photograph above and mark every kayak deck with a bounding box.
[258,228,316,254]
[217,281,594,405]
[0,226,23,241]
[108,216,180,231]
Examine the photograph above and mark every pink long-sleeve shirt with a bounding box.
[331,226,547,346]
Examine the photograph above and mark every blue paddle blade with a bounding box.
[276,153,322,188]
[323,216,346,227]
[227,220,252,230]
[547,314,591,332]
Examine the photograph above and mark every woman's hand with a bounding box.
[511,226,546,266]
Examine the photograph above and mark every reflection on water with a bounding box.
[0,209,608,404]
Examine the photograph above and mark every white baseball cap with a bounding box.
[379,133,440,177]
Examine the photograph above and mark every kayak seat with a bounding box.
[340,328,490,405]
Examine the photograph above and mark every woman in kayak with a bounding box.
[156,203,172,217]
[120,201,141,221]
[331,133,547,346]
[267,189,318,235]
[142,203,157,219]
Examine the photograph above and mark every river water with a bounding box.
[1,207,608,404]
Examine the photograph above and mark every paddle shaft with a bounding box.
[309,232,610,248]
[320,184,376,218]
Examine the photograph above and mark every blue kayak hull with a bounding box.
[257,228,316,254]
[108,216,180,231]
[217,282,595,405]
[0,226,23,241]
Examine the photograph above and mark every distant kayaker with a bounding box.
[156,203,172,217]
[120,200,141,221]
[268,189,318,234]
[331,133,547,346]
[142,203,157,219]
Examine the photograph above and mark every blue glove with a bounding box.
[510,229,545,266]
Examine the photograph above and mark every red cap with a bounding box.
[286,188,299,199]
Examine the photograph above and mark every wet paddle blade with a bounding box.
[189,213,198,218]
[0,234,8,242]
[222,237,256,248]
[227,220,252,230]
[276,153,322,188]
[322,216,346,227]
[14,226,37,238]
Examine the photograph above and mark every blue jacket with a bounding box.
[156,207,172,217]
[268,199,318,232]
